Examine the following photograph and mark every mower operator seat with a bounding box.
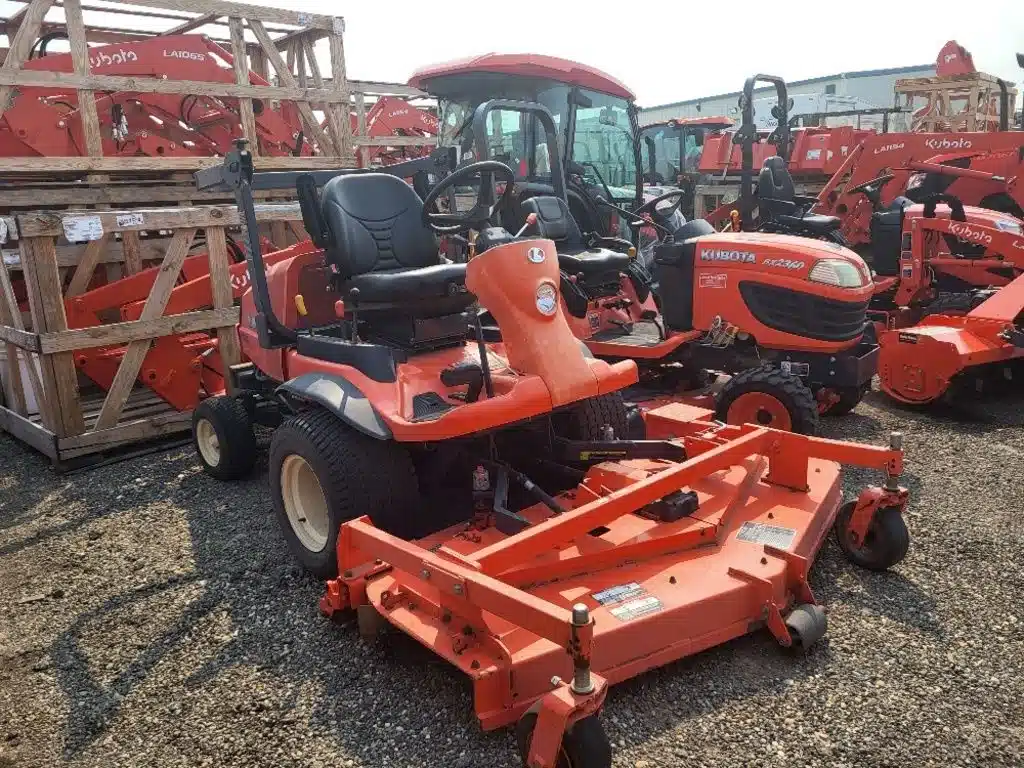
[757,156,841,236]
[318,172,474,317]
[519,196,631,279]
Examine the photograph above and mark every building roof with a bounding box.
[640,64,934,111]
[409,53,635,101]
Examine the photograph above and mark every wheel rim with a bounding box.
[280,454,330,553]
[726,392,793,430]
[196,418,221,466]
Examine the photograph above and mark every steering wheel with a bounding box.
[633,189,685,223]
[421,160,516,234]
[922,193,967,222]
[847,172,896,199]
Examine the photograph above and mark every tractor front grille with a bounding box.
[739,282,868,342]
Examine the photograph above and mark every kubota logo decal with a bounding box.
[924,137,972,150]
[89,48,138,68]
[873,143,905,154]
[948,223,993,244]
[701,249,755,263]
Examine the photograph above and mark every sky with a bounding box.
[2,0,1022,108]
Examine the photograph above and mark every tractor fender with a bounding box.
[276,373,392,440]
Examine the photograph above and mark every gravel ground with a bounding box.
[1,386,1023,768]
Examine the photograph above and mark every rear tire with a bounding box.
[269,408,421,579]
[192,395,257,480]
[716,367,819,434]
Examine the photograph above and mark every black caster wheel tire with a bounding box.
[835,501,910,572]
[785,603,827,650]
[516,710,611,768]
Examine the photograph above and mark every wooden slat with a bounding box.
[0,185,294,208]
[0,404,58,458]
[0,68,354,104]
[0,155,352,174]
[65,234,111,297]
[328,31,352,160]
[93,228,196,430]
[38,306,238,354]
[0,0,56,123]
[19,237,83,436]
[163,10,219,34]
[354,92,369,167]
[17,202,304,238]
[249,18,334,155]
[59,409,192,456]
[63,0,104,158]
[121,231,144,275]
[1,250,47,419]
[205,227,242,370]
[0,324,40,352]
[228,17,260,155]
[29,0,340,29]
[354,135,436,148]
[348,80,426,98]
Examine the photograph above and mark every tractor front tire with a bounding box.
[269,409,421,579]
[817,382,870,417]
[834,501,910,572]
[716,368,819,434]
[192,395,257,480]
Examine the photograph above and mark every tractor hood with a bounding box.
[693,232,873,291]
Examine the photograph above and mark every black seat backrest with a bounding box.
[757,156,799,219]
[520,196,584,248]
[319,173,439,279]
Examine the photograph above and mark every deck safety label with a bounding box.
[609,596,663,622]
[592,582,645,606]
[736,522,797,550]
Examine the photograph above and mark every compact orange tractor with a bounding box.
[411,59,881,430]
[193,137,912,768]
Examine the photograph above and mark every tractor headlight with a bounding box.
[809,258,868,288]
[535,282,558,316]
[905,172,927,191]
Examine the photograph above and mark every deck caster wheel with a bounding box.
[835,502,910,572]
[192,395,257,480]
[784,603,827,651]
[515,711,611,768]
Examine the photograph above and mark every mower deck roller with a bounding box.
[323,405,909,768]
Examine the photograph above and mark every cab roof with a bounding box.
[408,53,635,101]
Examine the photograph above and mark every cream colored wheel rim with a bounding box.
[196,418,221,467]
[280,454,330,552]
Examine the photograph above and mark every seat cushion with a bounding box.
[558,248,631,280]
[776,213,842,235]
[343,263,470,304]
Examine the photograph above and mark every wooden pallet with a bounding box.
[0,199,305,465]
[895,73,1017,133]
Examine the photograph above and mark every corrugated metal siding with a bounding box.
[639,67,935,125]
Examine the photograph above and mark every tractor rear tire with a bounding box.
[556,392,630,441]
[269,408,421,579]
[192,395,257,481]
[834,501,910,572]
[715,367,819,435]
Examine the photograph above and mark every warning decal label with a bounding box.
[592,582,645,606]
[735,521,797,550]
[609,596,663,622]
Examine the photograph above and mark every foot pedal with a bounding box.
[440,361,484,402]
[411,392,454,422]
[639,490,699,522]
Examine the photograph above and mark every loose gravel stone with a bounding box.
[1,385,1022,767]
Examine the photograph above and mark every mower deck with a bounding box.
[323,405,907,767]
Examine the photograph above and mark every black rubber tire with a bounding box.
[192,395,257,481]
[715,367,819,435]
[516,712,612,768]
[555,392,630,441]
[923,291,991,319]
[834,501,910,572]
[784,603,828,651]
[979,193,1024,219]
[818,382,870,417]
[269,408,421,579]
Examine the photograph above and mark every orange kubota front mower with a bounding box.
[190,135,912,768]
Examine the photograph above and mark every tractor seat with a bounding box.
[774,213,842,235]
[318,172,474,317]
[520,195,631,278]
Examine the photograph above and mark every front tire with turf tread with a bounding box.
[716,367,819,434]
[192,395,257,480]
[556,392,630,440]
[269,408,421,579]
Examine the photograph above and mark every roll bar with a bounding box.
[733,75,789,230]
